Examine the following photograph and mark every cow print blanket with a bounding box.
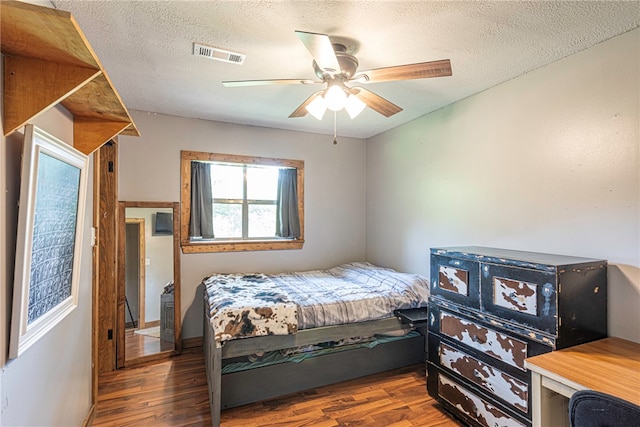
[203,262,430,346]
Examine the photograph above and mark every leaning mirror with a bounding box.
[117,201,181,366]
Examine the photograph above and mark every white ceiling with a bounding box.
[51,0,639,139]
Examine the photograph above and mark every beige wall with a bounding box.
[118,113,367,338]
[0,106,93,426]
[366,29,640,342]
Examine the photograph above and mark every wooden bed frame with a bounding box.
[203,303,426,426]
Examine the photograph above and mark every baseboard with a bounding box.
[182,336,203,349]
[143,320,160,328]
[82,404,96,427]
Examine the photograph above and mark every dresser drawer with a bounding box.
[429,335,529,414]
[428,369,528,427]
[433,306,527,370]
[480,263,557,334]
[430,305,552,371]
[431,254,480,309]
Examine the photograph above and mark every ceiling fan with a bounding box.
[223,30,452,120]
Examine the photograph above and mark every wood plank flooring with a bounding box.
[93,348,461,427]
[125,328,174,360]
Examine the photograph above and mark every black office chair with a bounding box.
[569,389,640,427]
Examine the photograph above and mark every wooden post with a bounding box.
[96,139,118,372]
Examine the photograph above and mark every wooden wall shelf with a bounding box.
[1,1,139,154]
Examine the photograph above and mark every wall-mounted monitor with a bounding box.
[153,212,173,236]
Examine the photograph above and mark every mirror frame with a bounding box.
[117,201,181,366]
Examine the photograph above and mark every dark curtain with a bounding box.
[276,168,300,238]
[189,161,214,238]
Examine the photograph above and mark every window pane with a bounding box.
[212,164,243,199]
[248,204,276,238]
[213,203,242,238]
[181,150,304,253]
[247,166,279,201]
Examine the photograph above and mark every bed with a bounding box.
[202,262,430,426]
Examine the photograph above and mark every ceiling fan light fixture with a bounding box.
[306,95,327,120]
[324,84,347,111]
[345,94,366,119]
[224,31,453,122]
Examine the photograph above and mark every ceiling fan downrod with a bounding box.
[313,43,359,80]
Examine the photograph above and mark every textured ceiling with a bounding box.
[51,0,639,139]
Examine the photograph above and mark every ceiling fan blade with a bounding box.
[356,59,452,83]
[289,91,324,118]
[295,30,341,74]
[223,79,319,87]
[350,87,402,117]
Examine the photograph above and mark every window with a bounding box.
[211,163,278,238]
[180,151,304,253]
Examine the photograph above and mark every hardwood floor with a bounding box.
[93,348,461,427]
[94,348,210,426]
[125,327,174,360]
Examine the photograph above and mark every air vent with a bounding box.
[193,43,245,65]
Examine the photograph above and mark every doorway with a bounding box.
[124,219,145,330]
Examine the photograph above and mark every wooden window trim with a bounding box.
[180,150,305,253]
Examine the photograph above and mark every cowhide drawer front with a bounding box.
[432,306,527,370]
[429,305,552,365]
[427,369,528,427]
[480,263,557,334]
[430,254,480,310]
[428,335,529,415]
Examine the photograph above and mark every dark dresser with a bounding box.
[160,293,175,343]
[427,246,607,427]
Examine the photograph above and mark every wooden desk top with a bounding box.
[526,337,640,406]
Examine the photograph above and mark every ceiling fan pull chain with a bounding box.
[333,111,338,145]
